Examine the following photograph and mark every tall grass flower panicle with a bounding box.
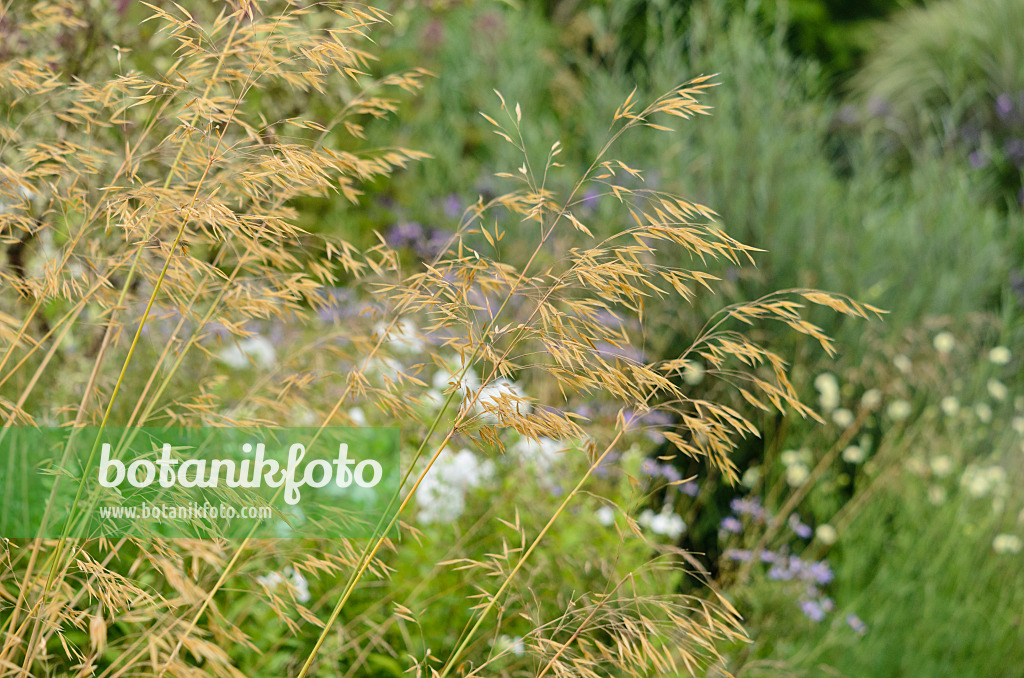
[1,1,429,673]
[0,3,879,676]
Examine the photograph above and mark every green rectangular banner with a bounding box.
[0,427,400,539]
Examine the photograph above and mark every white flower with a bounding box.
[988,346,1012,365]
[512,436,563,472]
[816,524,837,545]
[780,448,810,467]
[861,389,883,410]
[347,407,367,426]
[638,509,655,528]
[940,396,960,417]
[832,408,854,428]
[886,399,912,421]
[365,356,404,376]
[975,403,993,424]
[786,463,810,487]
[420,389,444,409]
[648,509,686,539]
[842,445,865,464]
[928,486,946,505]
[905,457,928,476]
[595,505,615,526]
[286,566,311,604]
[993,534,1023,555]
[1013,417,1024,436]
[256,566,310,604]
[893,354,912,374]
[417,448,495,524]
[474,378,531,422]
[741,465,761,488]
[960,465,1005,498]
[930,455,953,477]
[987,379,1008,402]
[814,373,840,412]
[217,336,276,369]
[256,571,286,590]
[932,332,956,355]
[496,634,525,657]
[683,361,705,385]
[374,318,423,353]
[814,372,838,393]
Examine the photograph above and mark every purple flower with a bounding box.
[1004,138,1024,168]
[724,549,752,562]
[580,187,600,214]
[807,560,834,585]
[443,194,462,220]
[767,556,832,585]
[316,287,356,323]
[680,480,699,497]
[594,342,646,363]
[730,497,767,521]
[759,549,778,563]
[641,459,659,476]
[659,463,682,483]
[800,599,825,622]
[788,513,813,539]
[768,562,794,581]
[846,613,868,634]
[720,516,742,533]
[415,228,451,259]
[996,93,1014,120]
[969,149,988,169]
[593,450,619,478]
[386,221,424,248]
[866,97,889,117]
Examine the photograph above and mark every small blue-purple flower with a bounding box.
[807,560,834,585]
[996,93,1014,120]
[724,549,752,562]
[1004,138,1024,168]
[443,194,462,219]
[846,613,868,634]
[415,228,451,259]
[730,497,767,521]
[386,221,423,247]
[800,599,825,622]
[720,516,742,534]
[788,513,813,539]
[659,463,682,483]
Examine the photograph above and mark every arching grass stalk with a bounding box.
[294,75,726,677]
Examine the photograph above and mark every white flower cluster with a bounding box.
[417,448,495,524]
[374,318,424,354]
[511,436,562,472]
[960,464,1009,511]
[638,507,686,539]
[993,534,1023,555]
[781,448,812,486]
[814,373,840,413]
[217,336,277,369]
[256,565,310,603]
